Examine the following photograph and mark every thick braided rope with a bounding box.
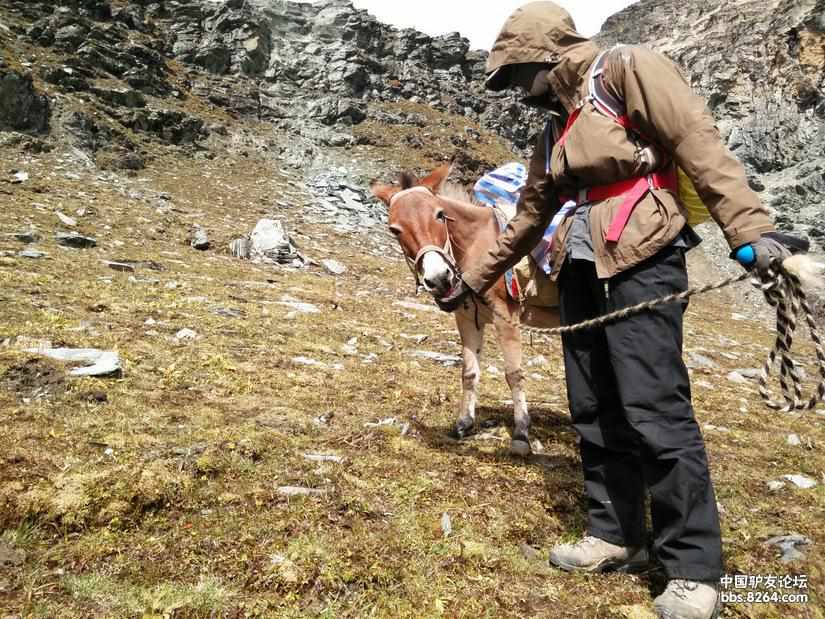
[473,263,824,412]
[756,262,825,412]
[480,271,751,336]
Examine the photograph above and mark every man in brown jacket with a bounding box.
[436,2,807,619]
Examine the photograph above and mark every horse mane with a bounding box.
[438,181,484,207]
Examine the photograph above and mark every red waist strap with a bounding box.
[560,166,678,243]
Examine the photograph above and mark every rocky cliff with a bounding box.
[0,0,822,249]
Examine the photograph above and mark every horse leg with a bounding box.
[451,309,486,440]
[495,313,531,456]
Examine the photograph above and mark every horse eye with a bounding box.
[389,225,402,236]
[435,210,445,221]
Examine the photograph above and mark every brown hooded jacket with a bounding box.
[462,1,775,293]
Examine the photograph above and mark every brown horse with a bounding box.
[371,164,560,456]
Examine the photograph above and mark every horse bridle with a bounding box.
[390,186,461,294]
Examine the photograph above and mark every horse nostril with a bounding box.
[423,277,436,289]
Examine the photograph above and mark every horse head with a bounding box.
[371,164,459,297]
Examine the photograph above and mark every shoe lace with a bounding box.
[573,535,601,549]
[667,579,700,600]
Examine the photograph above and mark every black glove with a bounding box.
[436,279,472,313]
[752,231,810,270]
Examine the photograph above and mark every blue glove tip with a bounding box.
[735,245,756,267]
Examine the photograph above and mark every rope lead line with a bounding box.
[474,260,825,413]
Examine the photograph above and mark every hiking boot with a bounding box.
[548,535,649,573]
[654,580,721,619]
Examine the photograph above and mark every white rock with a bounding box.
[686,352,718,369]
[251,219,295,262]
[527,355,550,368]
[782,474,817,489]
[365,418,408,435]
[25,347,122,377]
[341,337,359,355]
[321,259,347,275]
[766,480,786,491]
[786,434,802,446]
[487,366,500,376]
[704,424,730,433]
[175,328,197,341]
[411,350,461,366]
[441,512,452,538]
[18,249,47,259]
[292,356,343,371]
[13,171,29,183]
[303,453,345,464]
[726,371,750,384]
[56,211,77,227]
[277,295,320,314]
[733,368,761,380]
[400,333,429,344]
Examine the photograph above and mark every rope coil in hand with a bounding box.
[474,257,825,413]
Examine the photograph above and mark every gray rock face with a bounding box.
[55,232,97,248]
[598,0,825,250]
[0,70,50,133]
[148,0,540,150]
[4,0,820,251]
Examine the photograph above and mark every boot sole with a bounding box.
[549,554,650,574]
[655,593,721,619]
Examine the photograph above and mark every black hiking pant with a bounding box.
[558,247,723,581]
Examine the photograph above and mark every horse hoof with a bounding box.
[449,419,475,440]
[509,440,532,457]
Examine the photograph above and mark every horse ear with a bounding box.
[370,182,400,206]
[399,172,418,189]
[419,163,451,194]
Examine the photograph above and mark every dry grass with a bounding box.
[0,118,823,619]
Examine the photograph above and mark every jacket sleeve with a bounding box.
[605,46,774,250]
[462,130,557,294]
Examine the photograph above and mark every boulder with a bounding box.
[55,232,97,248]
[190,225,210,250]
[0,70,49,133]
[250,219,298,264]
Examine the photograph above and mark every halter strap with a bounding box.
[386,185,459,293]
[404,233,457,293]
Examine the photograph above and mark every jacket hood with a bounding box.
[486,1,600,112]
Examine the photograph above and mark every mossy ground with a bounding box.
[0,112,823,619]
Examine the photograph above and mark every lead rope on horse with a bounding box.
[466,260,825,414]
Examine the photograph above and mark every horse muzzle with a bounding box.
[419,251,457,297]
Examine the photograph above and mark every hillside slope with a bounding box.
[0,1,823,617]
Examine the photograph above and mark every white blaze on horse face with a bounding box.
[420,251,454,292]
